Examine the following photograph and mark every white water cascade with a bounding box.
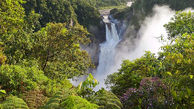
[70,5,193,91]
[71,6,193,91]
[94,5,176,90]
[94,17,121,90]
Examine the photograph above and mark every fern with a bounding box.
[44,88,98,109]
[91,89,123,109]
[1,96,29,109]
[61,95,99,109]
[43,91,64,109]
[22,90,47,109]
[43,88,76,109]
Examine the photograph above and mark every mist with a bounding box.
[96,5,176,90]
[119,5,175,60]
[72,5,193,90]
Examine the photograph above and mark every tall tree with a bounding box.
[32,23,92,79]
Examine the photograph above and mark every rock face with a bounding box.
[87,22,105,68]
[88,22,106,43]
[99,9,112,16]
[81,36,100,69]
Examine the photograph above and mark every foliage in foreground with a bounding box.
[61,96,99,109]
[22,90,47,109]
[78,74,123,109]
[43,89,98,109]
[0,61,48,94]
[91,89,123,109]
[1,96,29,109]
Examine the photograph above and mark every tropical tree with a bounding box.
[32,23,92,79]
[0,0,34,64]
[164,11,194,38]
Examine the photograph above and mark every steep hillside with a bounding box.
[111,0,194,37]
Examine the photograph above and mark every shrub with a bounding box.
[0,60,48,94]
[120,77,172,109]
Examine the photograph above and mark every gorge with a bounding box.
[93,5,193,90]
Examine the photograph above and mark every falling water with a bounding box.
[71,6,193,91]
[94,5,176,90]
[94,18,120,90]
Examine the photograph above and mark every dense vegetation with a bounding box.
[23,0,101,28]
[111,0,194,30]
[106,11,194,108]
[0,0,123,108]
[0,0,193,109]
[22,0,127,29]
[22,0,107,43]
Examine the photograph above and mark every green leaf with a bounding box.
[78,82,82,90]
[0,90,6,94]
[172,91,177,99]
[189,75,193,79]
[186,88,192,96]
[166,72,172,76]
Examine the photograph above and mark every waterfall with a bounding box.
[94,21,120,90]
[71,6,193,90]
[94,6,176,90]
